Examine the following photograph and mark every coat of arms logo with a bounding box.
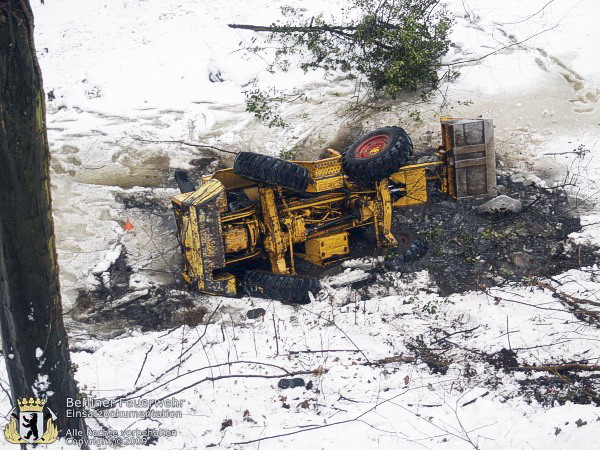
[3,397,58,444]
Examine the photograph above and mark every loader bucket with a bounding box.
[441,118,496,198]
[172,179,236,296]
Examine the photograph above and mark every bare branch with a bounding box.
[131,136,237,155]
[498,0,557,26]
[134,345,154,386]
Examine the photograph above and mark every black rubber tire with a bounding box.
[174,170,196,194]
[233,152,310,192]
[384,230,428,270]
[342,127,413,186]
[243,271,321,305]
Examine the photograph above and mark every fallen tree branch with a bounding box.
[228,23,358,32]
[533,280,600,308]
[510,363,600,373]
[290,349,361,355]
[362,353,451,371]
[363,355,415,365]
[488,292,599,316]
[530,279,600,326]
[131,136,236,155]
[515,365,600,401]
[228,23,393,51]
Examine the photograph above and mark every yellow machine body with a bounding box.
[172,118,495,296]
[300,232,350,266]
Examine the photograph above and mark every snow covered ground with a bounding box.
[1,0,599,448]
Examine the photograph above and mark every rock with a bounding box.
[277,378,305,389]
[108,289,149,309]
[246,308,266,320]
[478,195,522,214]
[511,174,525,184]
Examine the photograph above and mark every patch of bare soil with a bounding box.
[71,245,206,334]
[389,174,598,295]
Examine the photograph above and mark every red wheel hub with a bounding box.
[355,134,390,159]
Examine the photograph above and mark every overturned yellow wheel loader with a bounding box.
[172,118,496,304]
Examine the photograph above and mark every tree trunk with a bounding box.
[0,0,87,442]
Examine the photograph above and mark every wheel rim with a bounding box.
[355,134,390,159]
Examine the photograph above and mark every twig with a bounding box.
[233,381,445,445]
[543,150,583,156]
[118,360,310,403]
[272,314,279,357]
[138,224,180,286]
[299,306,370,363]
[134,345,154,387]
[506,316,511,350]
[497,0,556,25]
[429,326,480,346]
[0,381,12,407]
[290,349,361,355]
[103,301,223,405]
[461,391,489,407]
[452,396,482,449]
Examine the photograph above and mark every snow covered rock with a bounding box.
[90,244,122,275]
[478,195,523,214]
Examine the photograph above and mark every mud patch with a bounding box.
[115,189,171,217]
[114,187,180,257]
[390,175,598,295]
[71,244,207,333]
[487,348,599,406]
[76,149,172,188]
[518,374,600,406]
[73,286,208,334]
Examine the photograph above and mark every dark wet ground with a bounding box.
[389,175,597,295]
[72,243,207,332]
